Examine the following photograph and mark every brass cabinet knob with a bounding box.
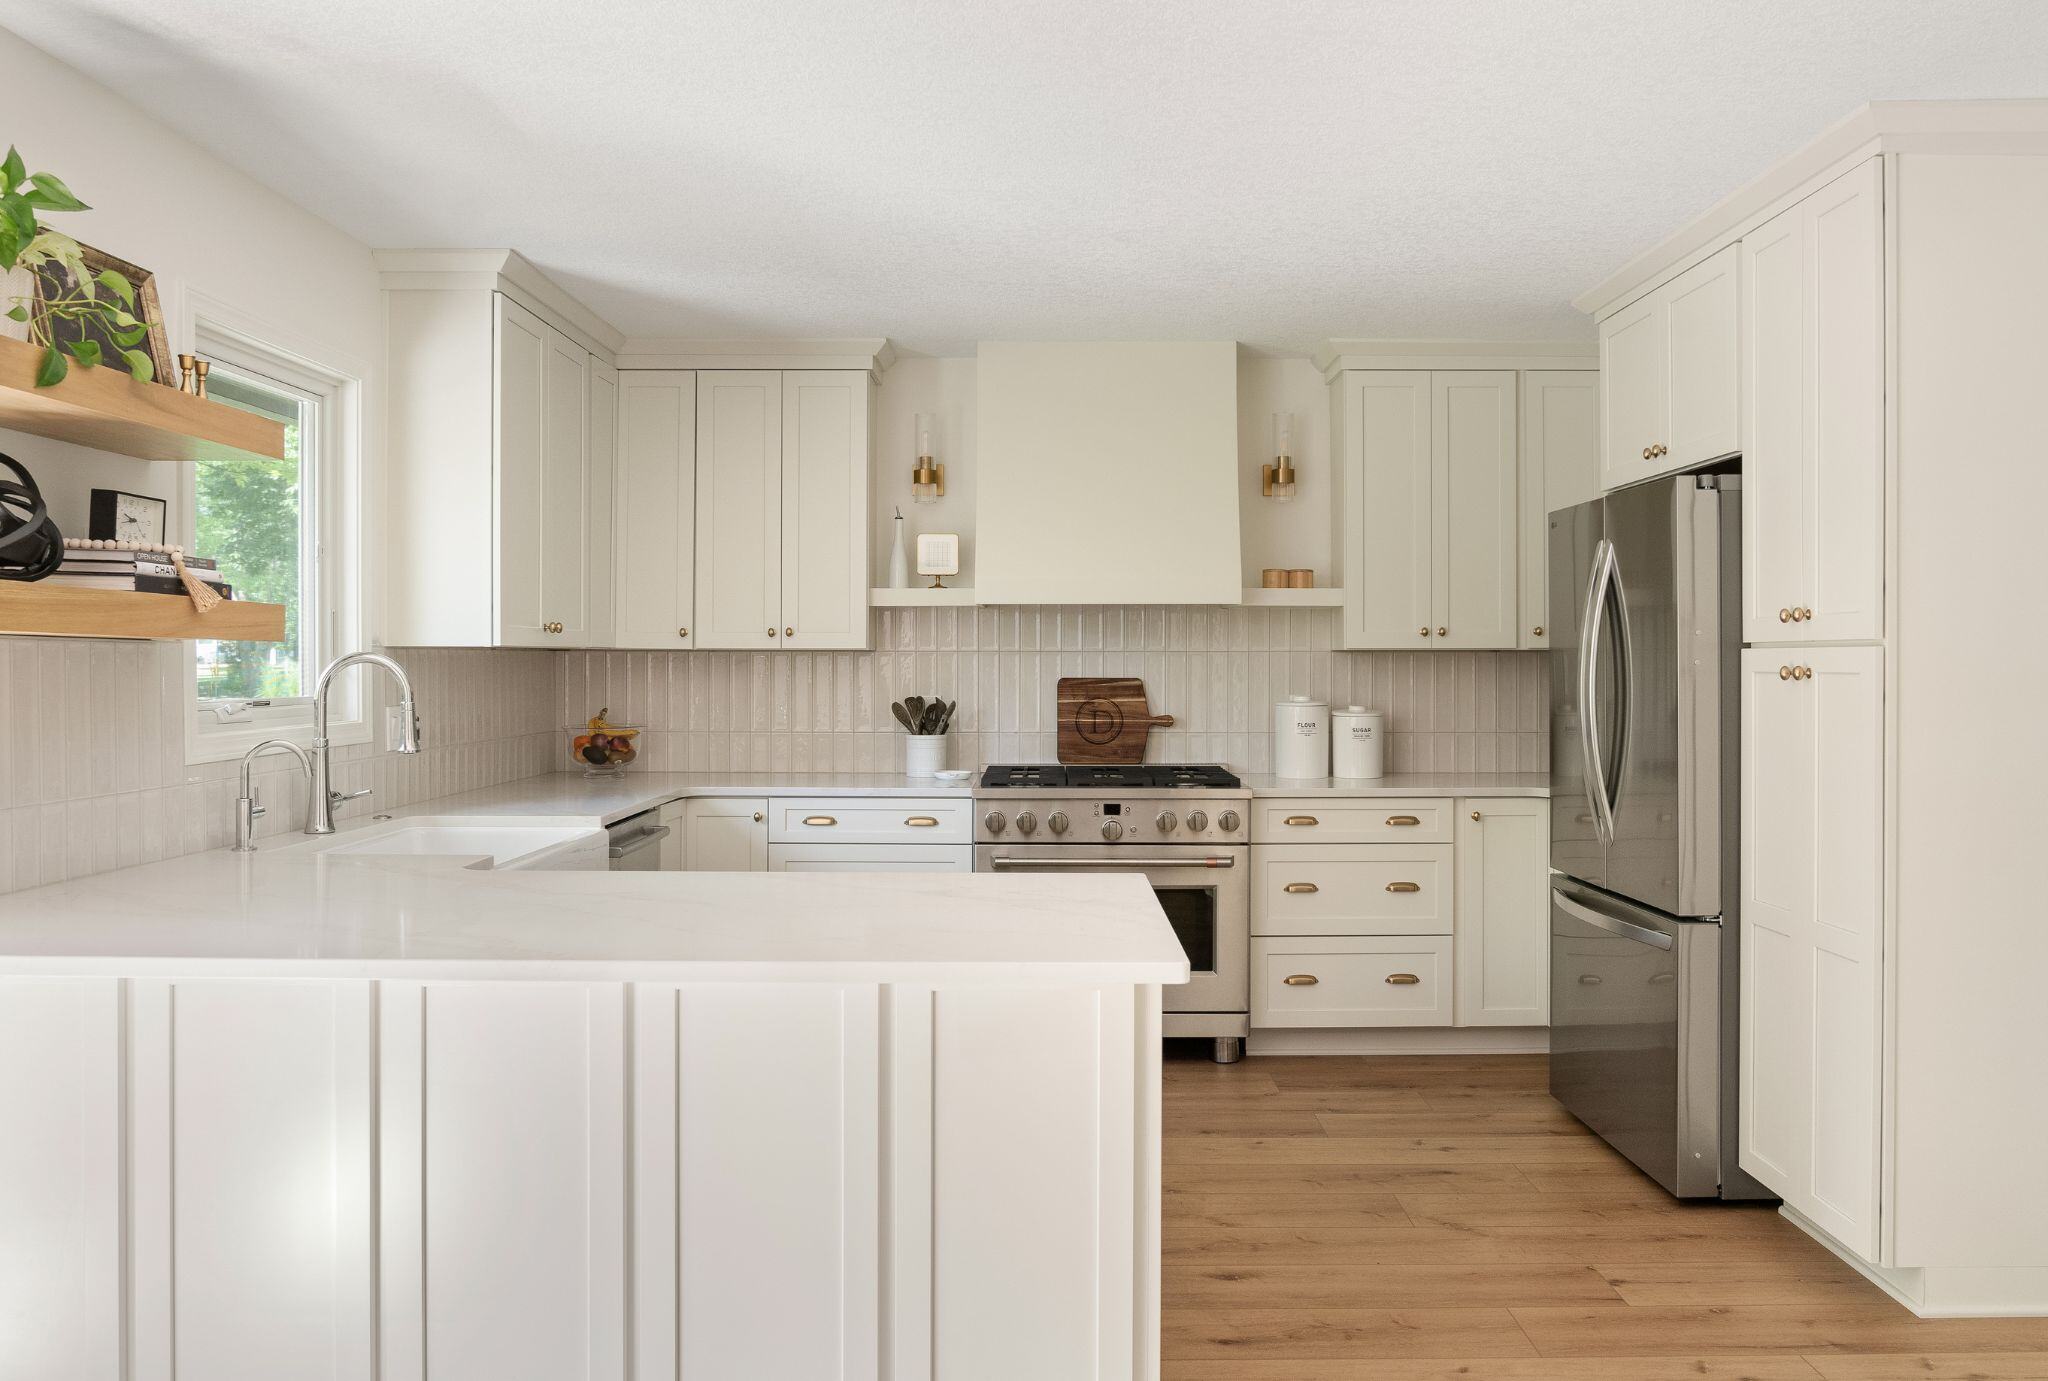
[1437,626,1448,637]
[1794,665,1813,681]
[678,627,688,638]
[785,626,794,637]
[1282,882,1319,894]
[1779,608,1793,623]
[543,621,564,634]
[1795,606,1812,621]
[751,812,764,823]
[1642,446,1653,460]
[768,627,777,637]
[1779,665,1794,680]
[1654,444,1669,457]
[1385,881,1421,893]
[1282,974,1319,987]
[1532,626,1544,637]
[1419,626,1431,637]
[1385,973,1421,985]
[1471,810,1482,821]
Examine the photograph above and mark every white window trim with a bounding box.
[180,299,370,765]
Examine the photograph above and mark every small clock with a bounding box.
[88,488,168,546]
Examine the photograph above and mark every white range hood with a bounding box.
[974,341,1242,605]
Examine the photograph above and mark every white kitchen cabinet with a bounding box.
[1453,797,1549,1026]
[1251,844,1453,937]
[695,370,872,651]
[1600,244,1740,492]
[385,287,605,647]
[380,981,627,1381]
[1252,936,1454,1027]
[1740,645,1883,1259]
[1743,158,1883,644]
[1250,797,1451,844]
[587,359,617,646]
[767,843,973,872]
[681,797,768,871]
[1520,371,1600,649]
[657,799,687,871]
[1335,371,1516,649]
[766,796,972,845]
[614,370,697,649]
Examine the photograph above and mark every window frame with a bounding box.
[180,303,369,765]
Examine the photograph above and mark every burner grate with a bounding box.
[977,763,1242,790]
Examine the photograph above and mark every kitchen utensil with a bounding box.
[1056,677,1175,765]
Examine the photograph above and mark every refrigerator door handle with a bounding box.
[1578,539,1618,846]
[1551,885,1675,951]
[1607,541,1635,832]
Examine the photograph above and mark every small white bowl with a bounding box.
[932,769,972,783]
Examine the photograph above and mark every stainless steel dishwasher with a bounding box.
[606,810,669,871]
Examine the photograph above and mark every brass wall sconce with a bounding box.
[911,411,944,504]
[1261,411,1296,501]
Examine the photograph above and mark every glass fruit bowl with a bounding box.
[568,720,641,778]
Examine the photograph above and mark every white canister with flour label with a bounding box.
[1332,705,1386,779]
[1273,695,1330,780]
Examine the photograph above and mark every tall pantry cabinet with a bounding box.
[1585,110,2048,1315]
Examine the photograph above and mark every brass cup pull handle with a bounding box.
[802,815,837,827]
[1385,973,1421,986]
[1282,974,1319,987]
[1282,882,1319,894]
[1283,815,1319,827]
[1579,974,1603,985]
[1385,815,1421,826]
[1385,881,1421,893]
[905,816,940,827]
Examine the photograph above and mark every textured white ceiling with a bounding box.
[4,0,2046,353]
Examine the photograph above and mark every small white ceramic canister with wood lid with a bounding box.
[1332,705,1386,779]
[1273,694,1330,779]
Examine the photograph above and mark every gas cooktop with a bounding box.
[977,764,1242,791]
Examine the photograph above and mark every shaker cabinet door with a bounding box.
[1431,371,1518,649]
[1663,244,1741,470]
[614,370,697,649]
[694,371,783,649]
[1338,371,1434,649]
[1453,797,1549,1026]
[1598,291,1668,492]
[779,371,871,650]
[493,294,549,645]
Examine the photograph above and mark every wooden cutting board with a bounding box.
[1056,678,1175,764]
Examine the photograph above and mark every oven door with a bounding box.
[977,843,1248,1015]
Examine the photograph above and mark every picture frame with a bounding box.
[88,487,168,545]
[32,242,174,387]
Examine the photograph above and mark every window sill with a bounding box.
[185,715,371,766]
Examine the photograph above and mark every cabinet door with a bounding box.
[493,295,549,645]
[1453,798,1549,1026]
[1338,371,1434,649]
[657,800,687,871]
[586,358,617,647]
[1747,159,1884,645]
[1664,243,1742,469]
[1598,291,1667,492]
[1520,371,1599,649]
[614,371,697,649]
[1431,371,1518,649]
[682,797,769,871]
[694,372,782,649]
[780,371,871,650]
[540,321,592,645]
[1740,646,1883,1259]
[766,843,973,872]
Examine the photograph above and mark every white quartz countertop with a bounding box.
[0,846,1187,982]
[422,771,972,825]
[1244,772,1550,798]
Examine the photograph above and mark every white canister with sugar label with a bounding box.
[1332,705,1386,779]
[1273,694,1330,780]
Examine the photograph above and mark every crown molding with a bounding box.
[372,249,624,358]
[612,338,897,375]
[1313,338,1597,380]
[1574,99,2048,321]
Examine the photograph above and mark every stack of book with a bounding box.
[47,550,235,600]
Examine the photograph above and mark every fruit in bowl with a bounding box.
[569,709,641,776]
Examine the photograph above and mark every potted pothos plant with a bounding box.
[0,145,154,387]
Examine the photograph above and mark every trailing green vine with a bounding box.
[0,145,153,387]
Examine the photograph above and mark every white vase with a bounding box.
[889,513,910,589]
[904,734,945,779]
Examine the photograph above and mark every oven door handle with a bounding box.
[988,855,1237,869]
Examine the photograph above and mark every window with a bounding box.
[180,313,364,763]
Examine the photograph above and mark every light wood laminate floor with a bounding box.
[1161,1052,2048,1379]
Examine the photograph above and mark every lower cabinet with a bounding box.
[768,843,972,872]
[1453,797,1550,1026]
[1252,936,1454,1027]
[680,796,768,871]
[681,795,973,871]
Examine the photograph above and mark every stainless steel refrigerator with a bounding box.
[1547,472,1769,1200]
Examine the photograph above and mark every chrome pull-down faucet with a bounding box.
[307,652,422,835]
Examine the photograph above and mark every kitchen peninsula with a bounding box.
[0,833,1183,1381]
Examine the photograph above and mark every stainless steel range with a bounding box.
[975,764,1251,1062]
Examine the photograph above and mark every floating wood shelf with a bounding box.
[1240,586,1342,607]
[0,583,285,641]
[0,336,286,464]
[870,587,977,607]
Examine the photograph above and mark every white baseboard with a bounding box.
[1779,1205,2048,1317]
[1247,1026,1550,1056]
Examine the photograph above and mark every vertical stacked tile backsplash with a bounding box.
[559,606,1549,780]
[0,640,557,896]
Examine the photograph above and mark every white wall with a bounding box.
[872,350,1332,593]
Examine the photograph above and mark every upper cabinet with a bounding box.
[1742,158,1883,644]
[614,370,697,649]
[1599,243,1740,492]
[1336,370,1518,649]
[386,288,608,647]
[694,370,871,650]
[1519,371,1600,650]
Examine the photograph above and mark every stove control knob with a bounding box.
[1015,810,1037,836]
[1047,811,1069,836]
[1186,809,1209,833]
[983,810,1007,835]
[1218,809,1241,833]
[1100,819,1124,841]
[1154,810,1178,834]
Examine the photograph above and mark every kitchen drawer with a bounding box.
[1250,798,1451,844]
[1252,845,1453,936]
[766,843,972,872]
[766,797,971,845]
[1252,936,1454,1028]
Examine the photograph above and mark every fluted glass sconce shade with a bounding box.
[911,411,944,505]
[1262,411,1297,501]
